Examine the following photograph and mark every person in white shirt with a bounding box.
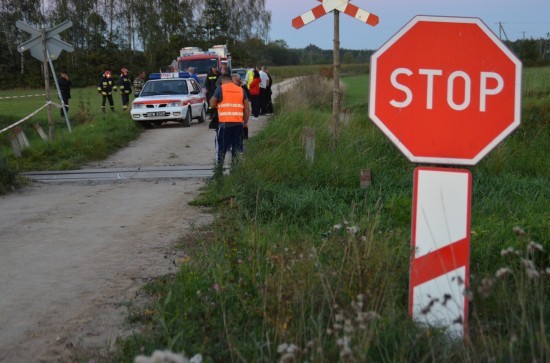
[259,66,270,115]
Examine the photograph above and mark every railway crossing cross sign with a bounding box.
[17,20,74,61]
[16,20,74,135]
[292,0,379,29]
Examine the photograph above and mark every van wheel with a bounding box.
[197,105,206,123]
[182,108,191,127]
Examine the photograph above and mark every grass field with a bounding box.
[0,87,140,190]
[113,68,549,362]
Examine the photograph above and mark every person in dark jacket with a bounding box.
[58,70,71,117]
[118,68,132,111]
[97,70,117,112]
[204,66,220,118]
[204,66,220,106]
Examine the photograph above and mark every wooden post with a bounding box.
[42,29,54,140]
[303,127,315,162]
[360,169,372,189]
[331,10,341,149]
[33,123,49,141]
[9,134,22,158]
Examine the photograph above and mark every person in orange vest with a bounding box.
[209,74,250,176]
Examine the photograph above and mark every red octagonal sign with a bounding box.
[369,16,522,165]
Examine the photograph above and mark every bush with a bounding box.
[0,154,17,194]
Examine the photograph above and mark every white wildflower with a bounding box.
[333,224,343,231]
[134,350,187,363]
[495,267,513,278]
[512,226,526,236]
[526,268,540,279]
[527,241,544,252]
[277,343,289,353]
[190,354,202,363]
[500,246,516,257]
[346,226,360,235]
[287,344,299,353]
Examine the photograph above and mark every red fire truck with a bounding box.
[177,45,231,87]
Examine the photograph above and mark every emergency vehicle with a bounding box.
[131,72,208,128]
[177,45,231,87]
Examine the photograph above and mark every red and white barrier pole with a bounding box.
[409,167,472,338]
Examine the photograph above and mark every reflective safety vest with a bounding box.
[246,69,254,88]
[218,83,245,123]
[98,76,117,95]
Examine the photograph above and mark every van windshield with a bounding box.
[178,59,218,74]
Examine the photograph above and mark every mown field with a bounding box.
[113,68,549,362]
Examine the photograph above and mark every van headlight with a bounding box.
[132,103,145,109]
[167,101,181,107]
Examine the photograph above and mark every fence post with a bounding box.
[360,169,372,189]
[9,134,22,158]
[10,127,30,157]
[303,127,315,162]
[33,123,49,141]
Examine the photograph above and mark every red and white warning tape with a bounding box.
[0,101,61,135]
[0,93,47,100]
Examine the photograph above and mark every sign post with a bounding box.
[17,20,74,137]
[369,16,522,337]
[293,0,378,147]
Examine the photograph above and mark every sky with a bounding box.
[264,0,550,50]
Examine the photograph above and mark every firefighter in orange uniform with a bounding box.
[209,74,250,176]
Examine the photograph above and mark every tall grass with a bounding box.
[114,67,548,362]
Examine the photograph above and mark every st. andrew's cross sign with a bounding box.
[292,0,379,29]
[17,20,74,134]
[16,20,74,61]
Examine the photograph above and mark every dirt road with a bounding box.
[0,80,295,362]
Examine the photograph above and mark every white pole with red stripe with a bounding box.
[409,167,471,338]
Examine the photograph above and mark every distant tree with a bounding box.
[342,51,355,64]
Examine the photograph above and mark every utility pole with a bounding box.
[331,10,341,149]
[41,29,54,140]
[498,22,510,42]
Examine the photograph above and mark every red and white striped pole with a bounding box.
[409,167,472,338]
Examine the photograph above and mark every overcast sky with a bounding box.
[265,0,550,50]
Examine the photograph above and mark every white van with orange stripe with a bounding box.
[131,72,208,128]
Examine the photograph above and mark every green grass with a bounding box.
[0,87,141,182]
[113,67,549,362]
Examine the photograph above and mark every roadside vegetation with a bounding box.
[0,87,141,191]
[114,67,549,362]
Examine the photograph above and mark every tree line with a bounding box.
[1,0,545,90]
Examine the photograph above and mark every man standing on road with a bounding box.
[210,74,250,176]
[58,70,71,117]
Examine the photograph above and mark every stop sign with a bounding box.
[369,16,522,165]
